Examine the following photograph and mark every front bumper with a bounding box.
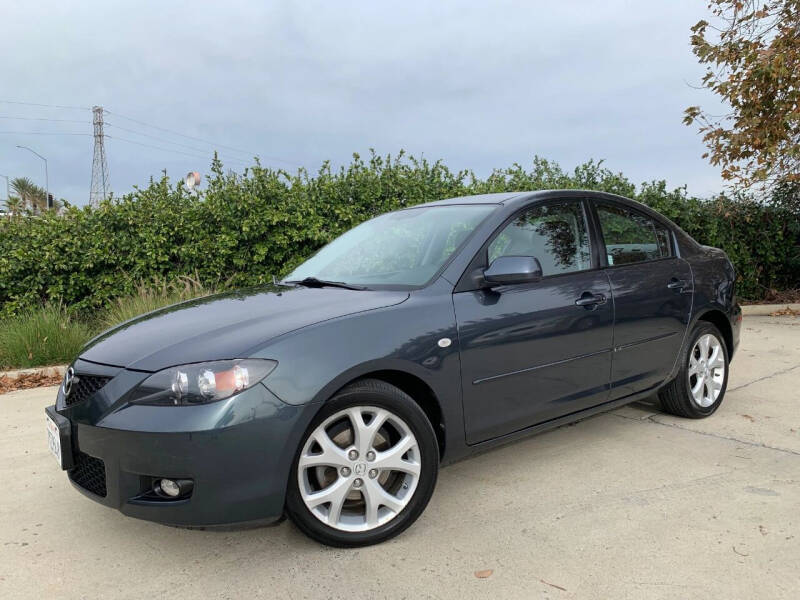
[50,360,319,527]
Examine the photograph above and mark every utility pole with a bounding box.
[90,105,110,207]
[16,145,48,212]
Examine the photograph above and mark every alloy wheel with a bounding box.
[297,406,421,532]
[687,333,726,408]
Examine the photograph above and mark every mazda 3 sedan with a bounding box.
[46,190,741,546]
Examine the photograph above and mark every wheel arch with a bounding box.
[328,369,446,461]
[696,308,734,358]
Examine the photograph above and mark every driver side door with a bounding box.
[453,198,614,444]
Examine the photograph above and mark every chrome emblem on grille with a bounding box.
[63,367,75,397]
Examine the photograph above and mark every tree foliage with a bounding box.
[0,152,797,317]
[10,177,47,213]
[6,176,62,214]
[685,0,800,192]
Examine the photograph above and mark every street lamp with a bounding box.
[16,145,49,210]
[0,174,9,211]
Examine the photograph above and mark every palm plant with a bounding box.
[4,195,24,216]
[10,177,47,212]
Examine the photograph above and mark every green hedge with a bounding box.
[1,152,797,316]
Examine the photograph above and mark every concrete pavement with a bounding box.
[1,316,798,599]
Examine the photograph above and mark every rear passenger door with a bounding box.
[592,200,692,399]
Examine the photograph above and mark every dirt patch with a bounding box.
[742,289,800,305]
[769,306,800,317]
[0,373,62,395]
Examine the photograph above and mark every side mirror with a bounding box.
[482,256,543,287]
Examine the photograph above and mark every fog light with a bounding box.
[152,477,194,499]
[159,478,181,497]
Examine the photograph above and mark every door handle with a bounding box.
[667,278,687,290]
[575,292,606,307]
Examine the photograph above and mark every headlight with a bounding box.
[128,359,277,406]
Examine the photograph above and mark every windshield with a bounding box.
[285,204,496,287]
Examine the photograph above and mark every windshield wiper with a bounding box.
[284,277,369,291]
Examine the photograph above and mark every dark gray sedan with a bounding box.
[45,190,741,546]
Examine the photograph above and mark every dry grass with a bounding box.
[0,277,217,371]
[97,275,214,331]
[0,303,93,369]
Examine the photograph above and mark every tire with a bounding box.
[286,379,439,547]
[659,321,729,418]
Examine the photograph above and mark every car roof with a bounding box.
[411,190,684,232]
[415,189,658,213]
[414,192,525,207]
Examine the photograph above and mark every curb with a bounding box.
[742,303,800,316]
[0,365,67,380]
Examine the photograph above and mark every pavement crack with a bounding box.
[728,363,800,393]
[643,415,800,457]
[613,411,656,422]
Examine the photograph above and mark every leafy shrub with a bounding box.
[0,152,797,317]
[0,303,93,369]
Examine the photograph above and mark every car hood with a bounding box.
[80,285,409,371]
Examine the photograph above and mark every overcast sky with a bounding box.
[0,0,725,206]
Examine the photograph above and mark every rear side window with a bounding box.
[596,203,672,266]
[488,200,592,276]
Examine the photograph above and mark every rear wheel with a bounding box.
[659,321,729,418]
[286,379,439,547]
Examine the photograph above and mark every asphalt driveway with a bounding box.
[1,315,798,599]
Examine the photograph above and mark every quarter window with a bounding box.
[596,203,672,266]
[488,201,592,276]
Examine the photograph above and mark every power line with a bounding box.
[0,100,91,111]
[0,131,90,135]
[104,108,300,166]
[106,122,251,159]
[0,100,302,167]
[0,130,248,168]
[103,109,258,156]
[0,115,88,124]
[0,130,250,166]
[106,135,251,166]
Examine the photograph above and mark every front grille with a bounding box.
[64,374,111,407]
[69,451,107,497]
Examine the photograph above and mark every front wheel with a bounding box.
[286,379,439,547]
[659,321,729,418]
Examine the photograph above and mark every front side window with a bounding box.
[487,201,592,276]
[285,204,496,287]
[596,202,672,266]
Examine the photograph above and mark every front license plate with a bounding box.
[46,414,62,466]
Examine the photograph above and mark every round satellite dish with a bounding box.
[185,171,201,190]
